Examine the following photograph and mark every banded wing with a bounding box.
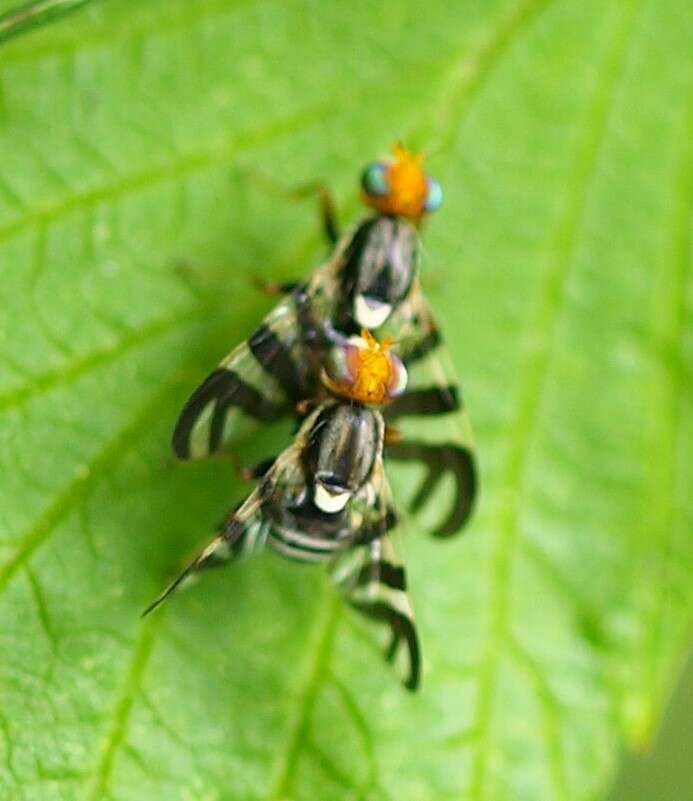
[333,530,420,690]
[143,419,314,615]
[140,488,265,618]
[262,453,393,565]
[378,277,443,363]
[145,403,394,613]
[331,464,420,690]
[172,255,344,460]
[379,282,477,537]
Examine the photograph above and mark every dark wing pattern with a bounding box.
[172,301,298,460]
[333,530,420,690]
[145,404,395,611]
[149,399,422,689]
[261,444,392,565]
[172,243,349,460]
[379,282,477,537]
[143,416,314,615]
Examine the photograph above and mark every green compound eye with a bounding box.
[361,162,389,197]
[424,177,443,212]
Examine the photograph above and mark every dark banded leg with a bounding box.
[357,507,398,545]
[385,441,477,537]
[236,165,339,244]
[291,182,339,244]
[334,536,420,690]
[350,601,420,691]
[315,184,339,244]
[255,278,301,297]
[239,457,276,482]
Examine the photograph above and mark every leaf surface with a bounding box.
[0,1,691,800]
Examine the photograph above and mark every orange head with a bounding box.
[361,143,443,221]
[321,329,408,406]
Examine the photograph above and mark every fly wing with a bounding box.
[143,419,313,615]
[378,277,443,364]
[381,283,477,537]
[333,529,421,691]
[331,459,420,690]
[345,455,398,544]
[140,489,266,617]
[172,254,344,461]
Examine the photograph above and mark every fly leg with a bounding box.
[236,456,276,482]
[250,178,339,296]
[295,182,339,244]
[235,163,340,244]
[254,277,302,297]
[383,382,475,536]
[385,385,460,418]
[258,176,339,245]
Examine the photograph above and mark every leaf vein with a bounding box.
[329,669,377,784]
[0,104,330,247]
[0,0,256,64]
[0,305,213,413]
[81,615,161,801]
[0,378,186,593]
[0,0,93,46]
[469,1,642,796]
[419,0,557,151]
[267,589,341,800]
[506,635,568,801]
[24,564,59,651]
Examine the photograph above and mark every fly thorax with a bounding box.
[304,404,383,514]
[341,217,419,330]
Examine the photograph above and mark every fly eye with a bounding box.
[424,177,443,213]
[323,343,359,387]
[361,162,389,198]
[387,355,408,399]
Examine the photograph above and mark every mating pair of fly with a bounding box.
[144,145,477,690]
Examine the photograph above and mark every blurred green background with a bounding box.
[610,652,693,801]
[0,1,690,800]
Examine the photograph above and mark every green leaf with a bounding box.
[0,0,93,45]
[0,1,691,800]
